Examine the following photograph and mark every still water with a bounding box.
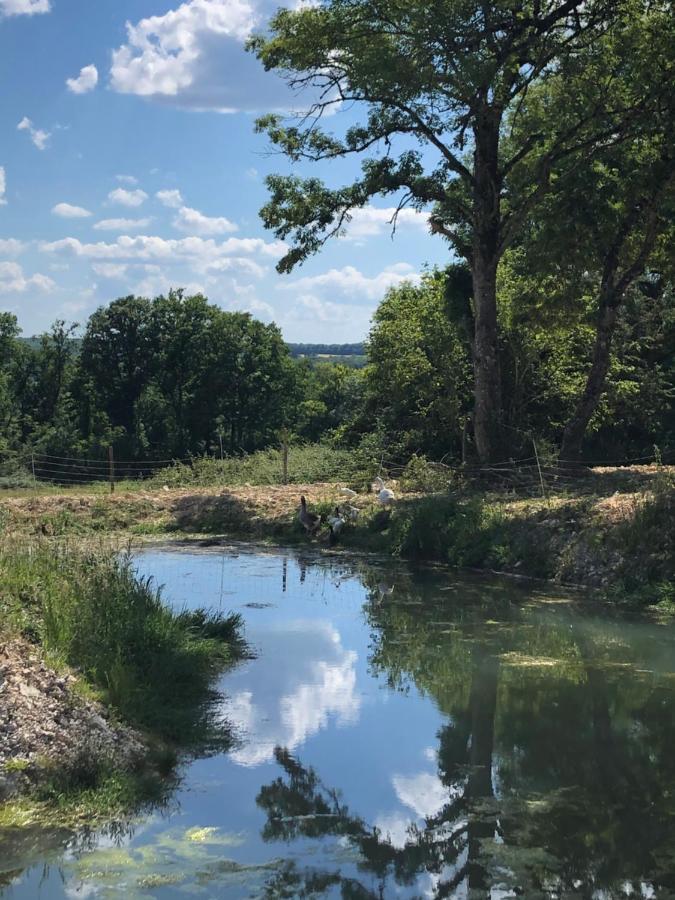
[2,545,675,898]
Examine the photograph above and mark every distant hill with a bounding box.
[287,343,367,368]
[19,337,367,365]
[287,343,366,357]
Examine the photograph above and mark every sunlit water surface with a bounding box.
[2,545,675,898]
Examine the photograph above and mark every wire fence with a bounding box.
[0,444,671,500]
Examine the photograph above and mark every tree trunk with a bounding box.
[472,109,504,463]
[472,258,503,462]
[466,646,500,894]
[560,291,619,461]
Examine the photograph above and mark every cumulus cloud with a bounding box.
[172,205,237,235]
[52,202,92,219]
[0,166,6,206]
[0,0,50,15]
[280,263,419,301]
[0,238,24,256]
[344,206,429,240]
[17,116,51,151]
[93,217,152,231]
[0,261,55,294]
[107,188,148,208]
[116,174,138,185]
[156,189,184,208]
[91,263,129,279]
[66,64,98,94]
[110,0,305,113]
[223,620,361,766]
[40,233,286,263]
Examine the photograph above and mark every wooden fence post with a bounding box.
[108,445,115,494]
[280,428,289,484]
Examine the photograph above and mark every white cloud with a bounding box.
[107,188,148,208]
[52,202,92,219]
[393,772,449,820]
[0,166,6,206]
[131,273,206,299]
[109,0,302,113]
[17,116,51,151]
[116,174,138,185]
[40,234,286,263]
[0,0,50,16]
[91,263,129,279]
[198,256,265,278]
[224,620,360,766]
[0,239,24,256]
[66,64,98,94]
[281,263,419,301]
[344,206,429,240]
[93,217,152,231]
[172,205,237,235]
[0,261,55,294]
[156,189,184,208]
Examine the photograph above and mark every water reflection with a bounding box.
[2,548,675,899]
[224,620,360,766]
[253,570,675,897]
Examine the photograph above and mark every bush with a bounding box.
[386,495,499,565]
[150,444,372,488]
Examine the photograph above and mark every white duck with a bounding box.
[327,506,346,545]
[340,487,358,499]
[373,476,395,507]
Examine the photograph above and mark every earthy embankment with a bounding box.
[0,640,143,806]
[1,464,673,598]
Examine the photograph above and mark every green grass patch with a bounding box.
[0,544,246,746]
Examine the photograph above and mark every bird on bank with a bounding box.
[327,506,346,545]
[343,504,359,521]
[340,487,358,499]
[299,495,322,535]
[373,476,395,507]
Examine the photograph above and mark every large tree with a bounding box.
[249,0,660,461]
[504,6,675,459]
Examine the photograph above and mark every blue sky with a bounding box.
[0,0,448,341]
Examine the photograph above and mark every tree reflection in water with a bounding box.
[256,572,675,897]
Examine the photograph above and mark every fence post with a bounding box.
[532,438,549,507]
[108,445,115,494]
[280,428,289,485]
[31,451,37,492]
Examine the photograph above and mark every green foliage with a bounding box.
[355,269,472,458]
[151,444,371,488]
[0,546,245,745]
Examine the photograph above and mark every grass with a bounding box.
[0,544,245,745]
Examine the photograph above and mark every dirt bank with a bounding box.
[0,466,673,599]
[0,640,143,803]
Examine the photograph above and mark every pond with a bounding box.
[2,545,675,898]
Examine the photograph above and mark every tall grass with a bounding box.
[0,545,245,746]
